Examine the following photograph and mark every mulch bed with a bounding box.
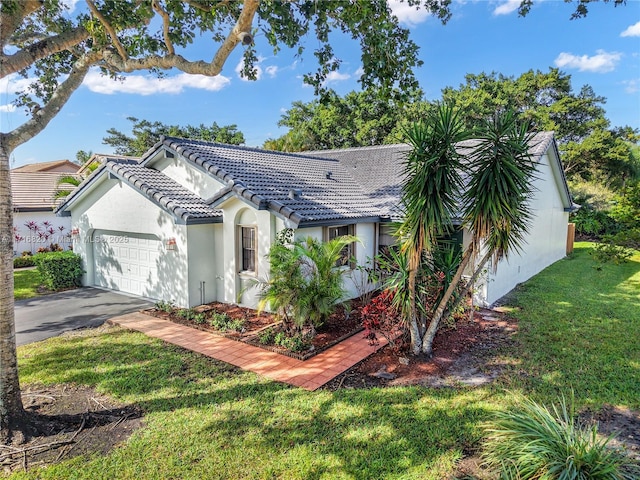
[142,299,365,360]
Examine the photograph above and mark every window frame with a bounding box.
[238,225,258,275]
[324,224,356,269]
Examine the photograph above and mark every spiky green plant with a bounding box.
[482,395,640,480]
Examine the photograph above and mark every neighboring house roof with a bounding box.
[12,159,79,174]
[153,137,383,226]
[10,172,77,212]
[57,157,223,225]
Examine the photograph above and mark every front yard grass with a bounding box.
[13,269,42,300]
[10,242,640,479]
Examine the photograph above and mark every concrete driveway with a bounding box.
[14,287,153,346]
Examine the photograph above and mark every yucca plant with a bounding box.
[482,394,639,480]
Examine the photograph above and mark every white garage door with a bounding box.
[93,230,160,298]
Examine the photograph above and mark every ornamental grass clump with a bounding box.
[482,394,639,480]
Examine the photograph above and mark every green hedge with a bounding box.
[32,251,84,290]
[13,256,35,268]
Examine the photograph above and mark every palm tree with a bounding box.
[420,109,537,356]
[54,155,100,200]
[257,234,358,332]
[396,104,470,354]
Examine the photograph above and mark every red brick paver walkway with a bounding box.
[109,312,389,391]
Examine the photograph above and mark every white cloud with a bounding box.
[622,78,639,94]
[493,0,520,16]
[554,49,621,73]
[0,104,16,113]
[354,66,365,77]
[265,65,278,78]
[324,71,351,84]
[0,73,34,94]
[621,21,640,37]
[388,0,432,27]
[83,69,230,95]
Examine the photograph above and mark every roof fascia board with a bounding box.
[14,207,55,213]
[546,139,574,209]
[297,216,383,228]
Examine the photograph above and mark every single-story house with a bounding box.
[11,171,76,255]
[12,159,80,174]
[56,132,576,308]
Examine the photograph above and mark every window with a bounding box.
[326,224,355,268]
[378,224,396,256]
[240,226,257,273]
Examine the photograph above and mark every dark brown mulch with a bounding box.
[2,385,142,473]
[144,299,365,359]
[323,310,519,390]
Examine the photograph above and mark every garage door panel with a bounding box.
[93,230,161,298]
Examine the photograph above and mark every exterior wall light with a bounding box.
[166,238,177,251]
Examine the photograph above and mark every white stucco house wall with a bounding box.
[11,171,76,255]
[57,132,575,309]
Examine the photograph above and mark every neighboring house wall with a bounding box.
[13,212,72,255]
[475,151,570,306]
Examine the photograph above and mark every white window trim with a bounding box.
[324,224,356,269]
[238,224,258,276]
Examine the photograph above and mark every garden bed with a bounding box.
[142,299,365,360]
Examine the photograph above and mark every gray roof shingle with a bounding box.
[58,131,569,225]
[105,160,223,224]
[157,137,383,225]
[301,131,564,219]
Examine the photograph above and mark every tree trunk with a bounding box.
[407,263,422,355]
[0,138,27,443]
[420,244,475,356]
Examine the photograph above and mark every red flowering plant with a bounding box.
[361,290,402,347]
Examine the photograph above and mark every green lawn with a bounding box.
[10,243,640,479]
[13,269,42,300]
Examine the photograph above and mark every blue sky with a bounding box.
[2,0,639,168]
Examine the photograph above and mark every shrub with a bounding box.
[361,290,399,346]
[257,327,276,345]
[154,300,175,313]
[272,331,311,353]
[177,308,197,320]
[592,241,634,264]
[482,395,639,479]
[32,251,83,290]
[208,312,244,332]
[256,232,357,329]
[13,256,35,268]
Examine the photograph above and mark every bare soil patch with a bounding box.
[580,405,640,461]
[2,385,142,473]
